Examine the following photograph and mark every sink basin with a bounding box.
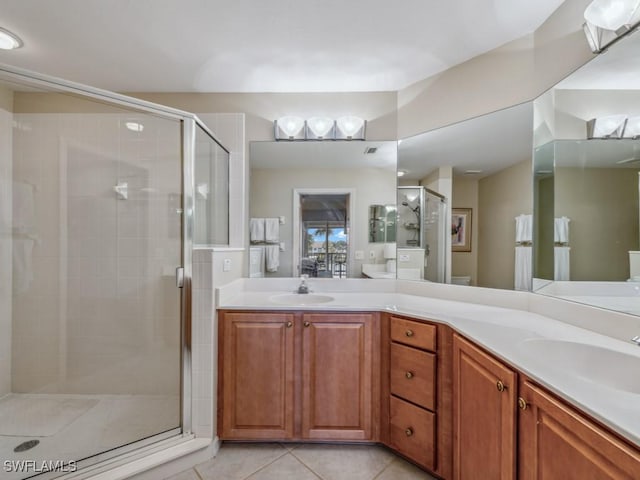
[519,338,640,394]
[269,293,335,305]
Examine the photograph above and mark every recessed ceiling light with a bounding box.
[125,121,144,132]
[464,169,483,175]
[0,27,23,50]
[397,170,407,177]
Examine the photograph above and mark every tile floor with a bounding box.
[166,443,437,480]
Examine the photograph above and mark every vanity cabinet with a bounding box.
[518,378,640,479]
[453,333,517,480]
[386,315,453,477]
[218,310,379,441]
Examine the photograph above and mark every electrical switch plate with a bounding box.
[399,254,410,262]
[369,250,376,259]
[223,258,232,272]
[355,251,364,260]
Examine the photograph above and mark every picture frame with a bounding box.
[451,208,472,252]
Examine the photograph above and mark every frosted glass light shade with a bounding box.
[587,115,627,138]
[584,0,640,30]
[275,116,305,140]
[0,28,22,50]
[336,116,366,140]
[624,116,640,138]
[306,117,335,139]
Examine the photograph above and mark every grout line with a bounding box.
[286,451,325,480]
[192,466,205,480]
[371,457,397,480]
[239,444,290,480]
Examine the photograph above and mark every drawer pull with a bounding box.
[496,380,506,392]
[304,321,310,327]
[286,321,293,328]
[405,427,414,437]
[405,371,414,379]
[405,330,414,337]
[518,397,528,410]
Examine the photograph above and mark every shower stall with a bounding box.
[397,186,447,283]
[0,65,228,479]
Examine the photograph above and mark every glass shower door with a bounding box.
[423,189,447,283]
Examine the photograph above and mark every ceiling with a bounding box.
[250,140,396,170]
[0,0,564,93]
[398,102,533,180]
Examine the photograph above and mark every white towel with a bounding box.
[515,214,532,243]
[250,218,265,243]
[265,245,279,273]
[514,246,532,291]
[554,217,570,244]
[265,218,280,244]
[554,246,570,281]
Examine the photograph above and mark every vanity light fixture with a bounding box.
[583,0,640,53]
[586,115,627,138]
[623,115,640,138]
[306,117,335,140]
[0,27,23,50]
[336,116,366,140]
[274,116,366,141]
[274,116,305,140]
[397,170,407,177]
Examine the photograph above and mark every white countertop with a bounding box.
[217,278,640,448]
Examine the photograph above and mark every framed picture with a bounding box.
[451,208,472,252]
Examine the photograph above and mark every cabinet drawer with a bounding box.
[390,396,435,470]
[390,316,436,351]
[390,343,436,411]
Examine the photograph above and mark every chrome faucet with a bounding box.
[632,335,640,346]
[297,275,310,294]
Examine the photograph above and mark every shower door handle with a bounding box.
[176,267,185,288]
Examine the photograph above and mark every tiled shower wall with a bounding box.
[0,105,12,396]
[11,112,182,396]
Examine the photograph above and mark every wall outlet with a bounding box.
[223,258,232,272]
[369,250,376,259]
[399,254,410,262]
[355,250,364,260]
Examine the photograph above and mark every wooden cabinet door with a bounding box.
[519,379,640,480]
[301,313,376,440]
[220,312,295,439]
[453,334,517,480]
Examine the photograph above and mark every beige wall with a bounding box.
[478,159,533,289]
[535,175,555,280]
[250,167,396,277]
[452,176,479,285]
[397,0,594,138]
[0,99,13,395]
[556,167,639,281]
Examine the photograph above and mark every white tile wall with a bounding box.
[0,107,12,395]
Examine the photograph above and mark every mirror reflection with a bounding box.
[249,141,397,278]
[397,102,534,289]
[532,29,640,316]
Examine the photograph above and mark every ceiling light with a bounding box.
[306,117,335,140]
[275,116,305,140]
[587,115,627,138]
[336,116,366,140]
[623,115,640,138]
[0,27,23,50]
[584,0,640,31]
[463,169,483,175]
[125,121,144,132]
[397,170,407,177]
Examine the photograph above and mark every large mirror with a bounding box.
[249,141,397,278]
[532,30,640,316]
[397,102,534,290]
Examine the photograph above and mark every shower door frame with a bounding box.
[0,63,227,477]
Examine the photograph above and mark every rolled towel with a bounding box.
[265,218,280,243]
[250,218,265,243]
[265,245,279,273]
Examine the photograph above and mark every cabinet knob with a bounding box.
[496,380,506,392]
[304,321,310,327]
[286,321,293,328]
[405,330,414,337]
[405,371,414,379]
[518,397,528,411]
[405,427,414,437]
